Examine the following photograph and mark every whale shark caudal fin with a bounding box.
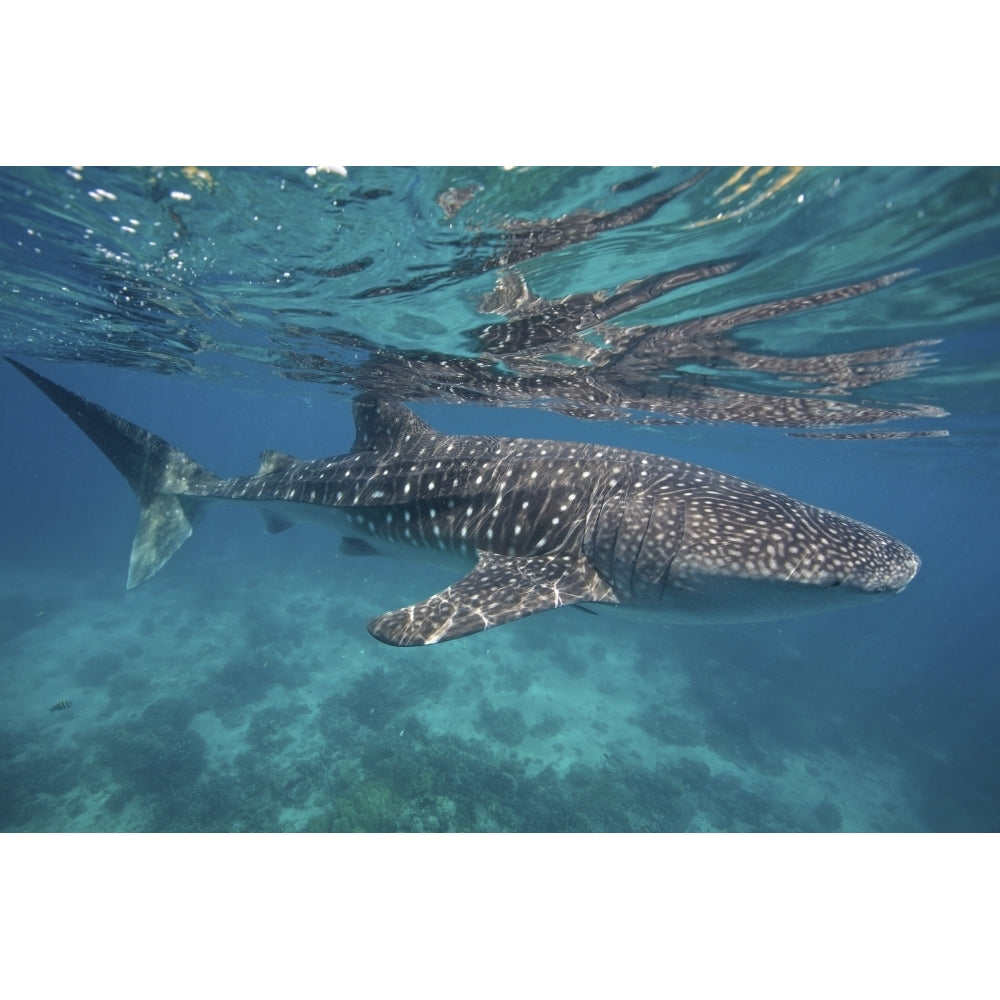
[6,358,219,589]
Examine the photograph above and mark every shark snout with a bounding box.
[851,539,921,594]
[888,548,921,592]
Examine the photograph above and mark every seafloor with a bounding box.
[1,529,926,834]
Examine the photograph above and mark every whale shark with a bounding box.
[7,358,920,646]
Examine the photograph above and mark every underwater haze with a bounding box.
[1,166,997,832]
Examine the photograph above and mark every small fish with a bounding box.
[50,700,73,712]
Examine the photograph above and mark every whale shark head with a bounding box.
[579,466,920,624]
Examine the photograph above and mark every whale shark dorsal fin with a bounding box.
[367,551,618,646]
[351,394,436,454]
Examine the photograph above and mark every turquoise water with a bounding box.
[1,166,997,831]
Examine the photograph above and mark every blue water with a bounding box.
[1,166,997,831]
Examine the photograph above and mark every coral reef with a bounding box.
[814,799,843,830]
[475,700,528,747]
[95,696,207,798]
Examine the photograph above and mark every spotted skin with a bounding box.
[7,359,920,646]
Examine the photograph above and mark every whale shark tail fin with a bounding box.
[6,357,219,589]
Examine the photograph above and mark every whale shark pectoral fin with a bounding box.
[367,550,617,646]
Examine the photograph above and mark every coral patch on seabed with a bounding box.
[0,556,941,832]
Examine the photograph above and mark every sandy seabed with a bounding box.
[0,539,926,833]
